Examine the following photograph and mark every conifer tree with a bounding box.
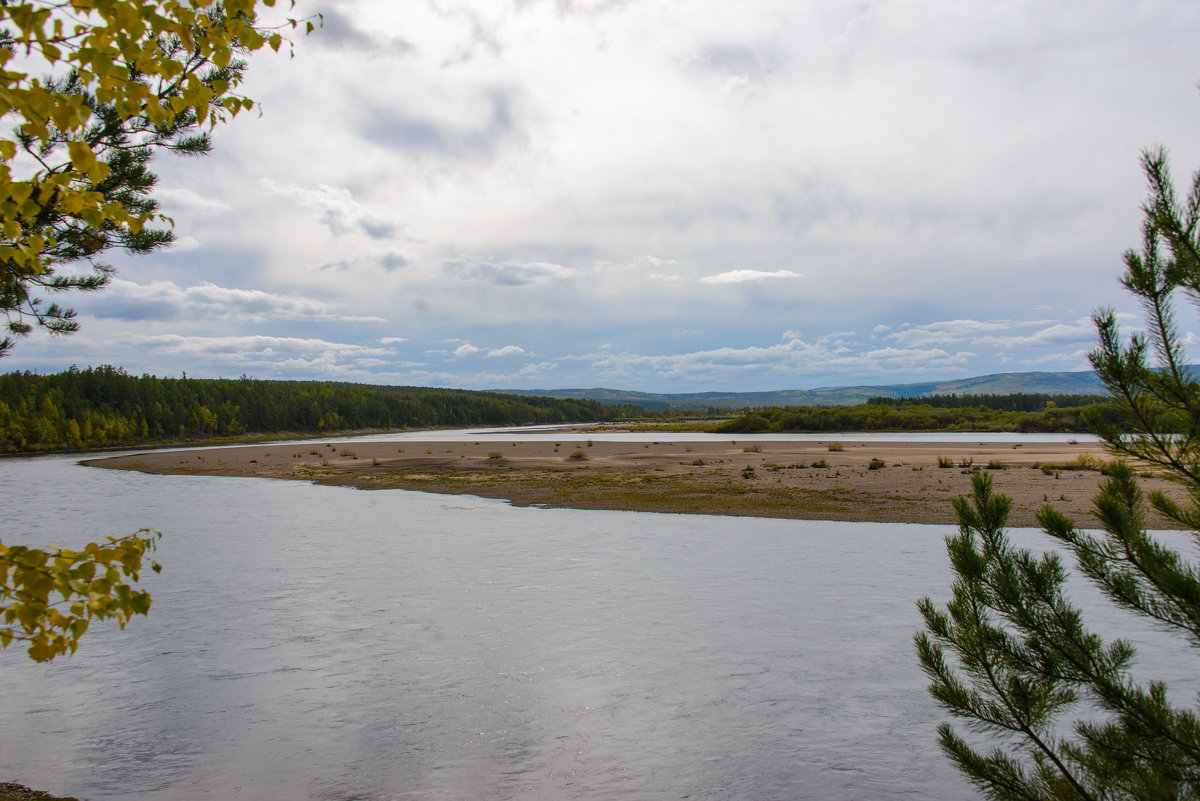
[0,0,312,357]
[0,63,222,355]
[916,146,1200,799]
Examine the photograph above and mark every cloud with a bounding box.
[517,360,556,375]
[155,187,232,215]
[12,0,1192,393]
[582,332,974,383]
[379,337,409,344]
[453,343,482,357]
[978,321,1097,348]
[486,345,526,357]
[87,280,384,323]
[127,334,393,375]
[260,180,408,240]
[307,6,416,54]
[689,43,775,81]
[699,269,802,284]
[166,235,201,252]
[379,252,411,271]
[890,319,1046,348]
[442,258,571,286]
[886,319,1100,352]
[357,89,518,158]
[1018,349,1092,366]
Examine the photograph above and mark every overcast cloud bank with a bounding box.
[7,1,1200,392]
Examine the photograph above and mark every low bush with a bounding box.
[1039,453,1109,473]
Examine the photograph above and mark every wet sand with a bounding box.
[86,435,1188,528]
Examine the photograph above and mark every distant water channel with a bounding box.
[0,428,1185,801]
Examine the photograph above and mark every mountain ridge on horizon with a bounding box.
[496,368,1109,409]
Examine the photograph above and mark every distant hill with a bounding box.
[495,369,1109,410]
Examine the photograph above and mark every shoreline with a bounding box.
[86,437,1186,528]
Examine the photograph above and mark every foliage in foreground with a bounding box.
[918,470,1199,799]
[0,0,310,665]
[0,0,309,356]
[916,147,1200,798]
[1,530,160,661]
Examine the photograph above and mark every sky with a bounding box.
[8,0,1200,392]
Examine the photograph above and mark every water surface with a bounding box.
[0,431,1184,800]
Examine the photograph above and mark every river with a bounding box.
[0,429,1187,800]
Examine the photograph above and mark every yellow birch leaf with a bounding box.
[87,161,111,183]
[61,192,86,214]
[67,141,96,172]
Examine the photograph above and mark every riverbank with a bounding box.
[0,784,79,801]
[0,427,422,457]
[87,437,1187,527]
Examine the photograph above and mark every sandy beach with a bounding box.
[86,434,1189,528]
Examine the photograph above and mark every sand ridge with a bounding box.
[86,435,1189,528]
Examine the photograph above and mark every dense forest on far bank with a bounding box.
[0,366,654,453]
[0,367,1124,454]
[712,394,1118,433]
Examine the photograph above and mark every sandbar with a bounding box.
[85,434,1190,528]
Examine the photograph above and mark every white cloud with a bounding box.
[486,345,526,357]
[379,337,410,344]
[453,343,482,357]
[87,280,384,323]
[166,235,201,252]
[1018,349,1093,366]
[978,321,1096,347]
[155,187,232,215]
[582,332,974,383]
[135,334,385,357]
[889,319,1023,347]
[105,334,396,378]
[518,361,556,376]
[884,319,1100,354]
[699,269,803,284]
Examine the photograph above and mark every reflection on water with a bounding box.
[0,436,1184,800]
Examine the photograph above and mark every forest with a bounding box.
[0,366,652,453]
[714,393,1117,433]
[0,368,1126,454]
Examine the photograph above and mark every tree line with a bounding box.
[865,392,1109,412]
[715,395,1118,433]
[0,366,652,453]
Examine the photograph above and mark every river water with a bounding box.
[0,429,1187,800]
